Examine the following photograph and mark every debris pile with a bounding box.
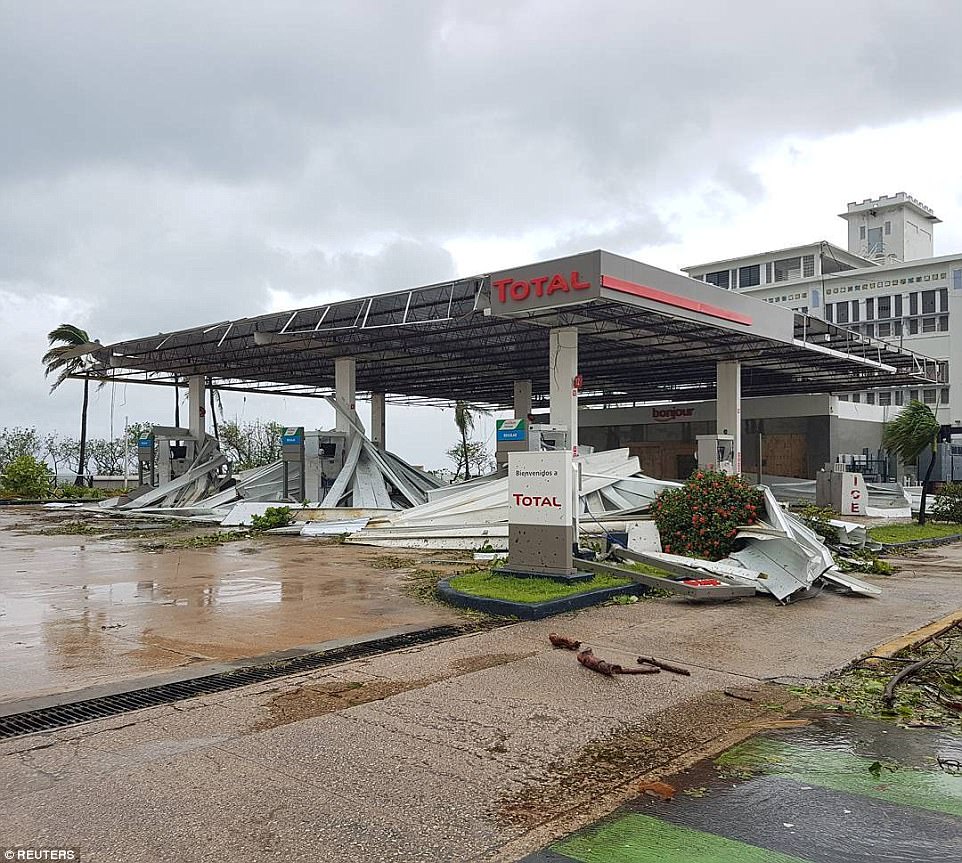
[97,397,443,524]
[604,486,882,603]
[347,449,677,549]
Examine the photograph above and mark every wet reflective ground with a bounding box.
[523,714,962,863]
[0,509,458,704]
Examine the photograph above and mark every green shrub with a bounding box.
[652,470,764,560]
[932,483,962,524]
[0,454,53,499]
[799,504,838,543]
[250,506,294,531]
[53,484,129,500]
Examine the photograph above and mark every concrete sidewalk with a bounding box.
[2,545,961,862]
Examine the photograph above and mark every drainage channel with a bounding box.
[0,623,492,740]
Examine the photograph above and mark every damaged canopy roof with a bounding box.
[79,250,942,407]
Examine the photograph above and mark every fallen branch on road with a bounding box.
[549,633,582,650]
[637,656,691,676]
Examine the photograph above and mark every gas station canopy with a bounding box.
[81,251,942,406]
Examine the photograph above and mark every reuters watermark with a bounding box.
[2,850,78,861]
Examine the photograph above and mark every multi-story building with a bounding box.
[683,193,962,426]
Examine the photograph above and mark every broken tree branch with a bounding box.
[637,656,691,676]
[883,656,937,707]
[577,648,616,677]
[612,664,660,675]
[549,633,582,650]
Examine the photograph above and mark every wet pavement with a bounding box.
[0,508,459,704]
[520,714,962,863]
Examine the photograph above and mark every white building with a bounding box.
[683,193,962,426]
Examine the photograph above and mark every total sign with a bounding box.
[508,450,573,527]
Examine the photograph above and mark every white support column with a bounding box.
[334,358,357,433]
[513,380,532,420]
[371,392,386,451]
[949,289,962,429]
[187,375,206,441]
[548,328,579,453]
[716,360,742,473]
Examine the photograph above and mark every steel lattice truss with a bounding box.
[79,276,942,408]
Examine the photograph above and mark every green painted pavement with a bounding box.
[717,737,962,818]
[554,814,814,863]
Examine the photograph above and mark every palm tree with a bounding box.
[42,324,100,486]
[453,401,475,480]
[883,400,940,525]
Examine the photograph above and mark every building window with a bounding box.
[909,319,920,334]
[894,295,903,317]
[938,315,949,331]
[864,323,875,337]
[765,262,773,283]
[895,391,905,406]
[877,321,891,337]
[884,220,892,235]
[922,290,936,314]
[866,392,876,405]
[879,392,892,407]
[859,225,866,240]
[836,302,849,324]
[910,292,918,315]
[802,255,815,278]
[738,264,760,288]
[894,320,903,336]
[866,297,874,319]
[910,389,919,402]
[825,303,834,322]
[773,257,802,282]
[924,389,937,404]
[923,317,936,333]
[705,270,730,289]
[940,288,949,311]
[877,295,891,318]
[851,300,860,322]
[942,388,950,404]
[953,269,962,291]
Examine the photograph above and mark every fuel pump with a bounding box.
[696,434,736,475]
[281,426,306,501]
[137,432,156,487]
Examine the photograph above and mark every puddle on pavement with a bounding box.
[0,510,459,702]
[530,714,962,863]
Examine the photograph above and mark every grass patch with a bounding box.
[622,561,675,578]
[140,529,252,551]
[449,570,633,604]
[867,523,962,544]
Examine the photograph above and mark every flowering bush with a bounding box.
[652,470,765,561]
[932,483,962,524]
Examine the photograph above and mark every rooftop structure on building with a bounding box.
[683,193,962,427]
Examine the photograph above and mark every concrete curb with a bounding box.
[435,578,646,620]
[863,608,962,665]
[878,533,962,552]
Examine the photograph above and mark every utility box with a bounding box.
[280,426,305,502]
[816,467,866,516]
[137,433,155,487]
[696,434,736,475]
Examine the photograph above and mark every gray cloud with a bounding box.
[1,0,961,459]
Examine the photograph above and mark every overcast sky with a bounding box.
[2,0,962,469]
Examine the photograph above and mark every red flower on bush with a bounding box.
[651,470,765,561]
